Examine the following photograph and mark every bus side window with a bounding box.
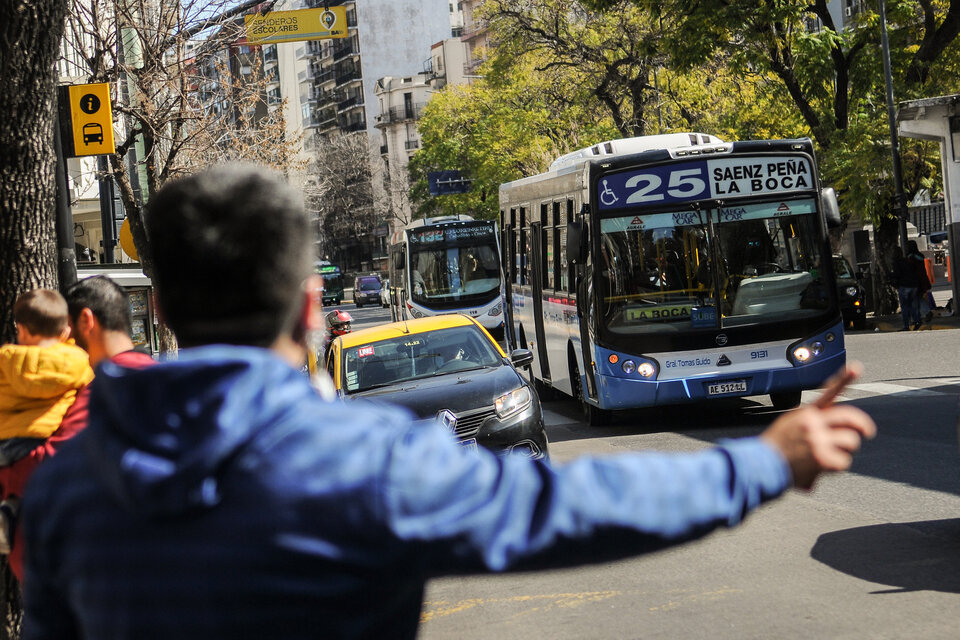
[552,201,562,291]
[564,199,575,291]
[542,203,554,290]
[518,206,527,286]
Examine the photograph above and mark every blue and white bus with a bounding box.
[499,134,846,424]
[387,215,505,333]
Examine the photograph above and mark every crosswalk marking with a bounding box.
[847,382,947,397]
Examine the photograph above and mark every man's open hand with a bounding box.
[760,364,877,490]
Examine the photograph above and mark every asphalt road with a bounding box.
[338,304,960,638]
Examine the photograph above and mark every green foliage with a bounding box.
[409,56,618,220]
[412,0,960,241]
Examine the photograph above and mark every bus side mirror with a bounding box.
[821,187,842,228]
[567,221,588,263]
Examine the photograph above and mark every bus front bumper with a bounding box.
[595,350,846,410]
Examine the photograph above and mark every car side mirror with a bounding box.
[510,349,533,368]
[566,221,588,264]
[821,187,842,228]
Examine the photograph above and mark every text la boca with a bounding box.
[711,158,811,196]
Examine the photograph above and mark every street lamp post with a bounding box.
[878,0,909,251]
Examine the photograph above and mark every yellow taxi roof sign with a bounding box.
[61,83,115,157]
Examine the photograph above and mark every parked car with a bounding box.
[353,275,383,309]
[834,255,866,330]
[325,314,548,459]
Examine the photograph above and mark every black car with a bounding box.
[834,255,866,330]
[327,315,548,459]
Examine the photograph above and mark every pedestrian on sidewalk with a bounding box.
[20,164,875,640]
[906,240,933,325]
[890,246,921,330]
[0,290,93,557]
[0,277,155,581]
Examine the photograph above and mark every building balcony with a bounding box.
[404,139,420,150]
[342,120,366,133]
[338,95,363,111]
[306,40,324,57]
[263,47,278,63]
[335,69,361,86]
[380,143,388,155]
[332,40,357,62]
[388,103,426,122]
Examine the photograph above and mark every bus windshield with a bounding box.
[409,223,500,307]
[598,198,831,334]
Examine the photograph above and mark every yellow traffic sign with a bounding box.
[65,83,115,157]
[118,218,139,261]
[245,7,349,44]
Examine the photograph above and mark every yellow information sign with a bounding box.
[66,83,115,157]
[245,7,349,44]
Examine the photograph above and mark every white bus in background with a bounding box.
[386,215,505,335]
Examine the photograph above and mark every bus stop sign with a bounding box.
[58,83,115,158]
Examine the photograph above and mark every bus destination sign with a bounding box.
[409,223,494,245]
[597,155,814,211]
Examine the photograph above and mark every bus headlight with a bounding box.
[845,286,858,297]
[621,360,635,374]
[495,387,532,419]
[792,340,825,363]
[637,362,656,378]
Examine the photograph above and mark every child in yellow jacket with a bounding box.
[0,289,94,552]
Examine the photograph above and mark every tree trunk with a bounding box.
[0,0,71,636]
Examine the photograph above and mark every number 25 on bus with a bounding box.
[499,133,845,425]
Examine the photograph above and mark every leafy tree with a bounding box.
[410,55,618,220]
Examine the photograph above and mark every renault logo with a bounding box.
[715,333,728,346]
[438,409,457,431]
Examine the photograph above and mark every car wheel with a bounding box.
[770,390,802,410]
[570,358,611,427]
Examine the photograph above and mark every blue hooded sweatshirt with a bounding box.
[22,346,790,640]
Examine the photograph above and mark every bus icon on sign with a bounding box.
[82,123,103,145]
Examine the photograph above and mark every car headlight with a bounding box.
[495,386,532,419]
[845,286,858,297]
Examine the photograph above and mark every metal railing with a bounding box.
[404,139,420,150]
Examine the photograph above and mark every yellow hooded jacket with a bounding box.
[0,342,95,439]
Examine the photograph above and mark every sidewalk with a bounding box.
[866,284,958,333]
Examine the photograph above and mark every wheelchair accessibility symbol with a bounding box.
[599,179,619,206]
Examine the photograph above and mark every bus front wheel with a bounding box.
[770,390,802,411]
[571,358,611,427]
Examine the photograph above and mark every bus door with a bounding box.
[529,221,551,382]
[501,213,517,350]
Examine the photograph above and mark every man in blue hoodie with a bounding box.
[20,164,875,640]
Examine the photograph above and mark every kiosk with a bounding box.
[77,265,158,355]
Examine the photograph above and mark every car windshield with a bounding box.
[342,325,503,393]
[358,279,381,291]
[833,256,855,279]
[598,198,830,334]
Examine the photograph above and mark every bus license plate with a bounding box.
[460,438,478,451]
[708,380,747,396]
